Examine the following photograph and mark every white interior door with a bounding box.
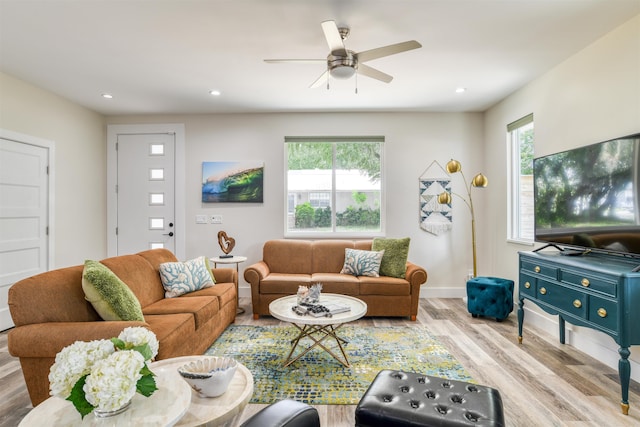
[116,133,176,255]
[0,136,50,331]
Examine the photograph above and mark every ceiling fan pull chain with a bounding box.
[355,72,358,94]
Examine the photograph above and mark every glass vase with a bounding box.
[93,399,131,418]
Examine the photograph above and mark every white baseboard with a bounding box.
[421,285,466,299]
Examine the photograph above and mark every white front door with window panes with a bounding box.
[116,133,176,255]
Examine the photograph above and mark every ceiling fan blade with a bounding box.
[264,59,325,64]
[358,64,393,83]
[321,20,347,56]
[357,40,422,63]
[309,70,329,88]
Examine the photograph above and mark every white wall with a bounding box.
[484,15,640,379]
[0,72,106,268]
[107,112,484,296]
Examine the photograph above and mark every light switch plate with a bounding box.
[195,215,208,224]
[211,215,223,224]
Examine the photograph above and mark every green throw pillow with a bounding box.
[372,237,411,278]
[82,260,145,321]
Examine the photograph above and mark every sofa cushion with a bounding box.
[311,240,357,273]
[264,240,313,274]
[260,273,311,293]
[372,237,410,279]
[81,260,145,321]
[159,256,215,298]
[310,273,360,295]
[181,282,237,309]
[101,254,166,307]
[359,276,411,296]
[142,296,219,329]
[142,313,196,360]
[340,248,385,277]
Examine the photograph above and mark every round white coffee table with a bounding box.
[211,256,248,314]
[269,293,367,368]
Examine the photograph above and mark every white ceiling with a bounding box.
[1,0,639,116]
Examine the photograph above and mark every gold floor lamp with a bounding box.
[437,159,488,279]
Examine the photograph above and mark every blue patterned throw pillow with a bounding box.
[340,248,385,277]
[159,256,216,298]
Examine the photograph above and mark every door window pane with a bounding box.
[149,193,164,205]
[149,218,164,229]
[150,242,164,249]
[149,144,164,155]
[149,168,164,180]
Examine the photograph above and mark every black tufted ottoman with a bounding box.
[355,370,505,427]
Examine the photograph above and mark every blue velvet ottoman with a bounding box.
[466,276,514,321]
[355,370,505,427]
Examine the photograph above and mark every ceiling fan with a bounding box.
[264,20,422,89]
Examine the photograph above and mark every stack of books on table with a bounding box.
[309,302,351,317]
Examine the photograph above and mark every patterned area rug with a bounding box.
[205,325,473,405]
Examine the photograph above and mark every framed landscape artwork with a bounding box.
[202,161,264,203]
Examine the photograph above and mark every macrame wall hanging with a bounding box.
[419,160,452,235]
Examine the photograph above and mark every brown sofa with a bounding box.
[244,240,427,321]
[8,248,237,406]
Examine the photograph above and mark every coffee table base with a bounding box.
[284,323,351,368]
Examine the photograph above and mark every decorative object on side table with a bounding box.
[437,158,488,278]
[178,356,238,397]
[217,230,236,258]
[48,327,159,419]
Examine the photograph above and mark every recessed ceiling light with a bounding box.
[209,90,221,96]
[455,87,466,94]
[101,93,113,99]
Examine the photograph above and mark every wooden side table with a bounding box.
[211,256,247,314]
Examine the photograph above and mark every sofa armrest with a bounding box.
[212,267,237,286]
[405,261,428,288]
[8,321,149,358]
[243,261,271,286]
[405,262,428,321]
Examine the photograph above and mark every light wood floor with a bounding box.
[2,297,640,426]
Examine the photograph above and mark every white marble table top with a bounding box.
[19,363,192,426]
[269,293,367,325]
[151,356,254,427]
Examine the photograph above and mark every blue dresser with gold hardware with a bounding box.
[518,250,640,415]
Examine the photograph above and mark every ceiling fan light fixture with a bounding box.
[330,65,356,79]
[328,52,357,79]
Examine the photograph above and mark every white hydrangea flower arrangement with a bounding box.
[48,327,159,418]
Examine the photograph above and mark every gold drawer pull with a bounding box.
[598,308,607,318]
[581,278,590,287]
[573,300,582,308]
[524,282,531,289]
[539,287,547,295]
[534,266,541,273]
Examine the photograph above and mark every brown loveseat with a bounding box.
[8,248,237,406]
[244,240,427,321]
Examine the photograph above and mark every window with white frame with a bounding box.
[507,114,534,242]
[285,136,384,237]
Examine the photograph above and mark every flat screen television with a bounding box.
[533,132,640,258]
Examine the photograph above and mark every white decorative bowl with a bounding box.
[177,356,237,397]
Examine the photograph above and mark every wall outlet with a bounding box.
[211,215,223,224]
[195,215,208,224]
